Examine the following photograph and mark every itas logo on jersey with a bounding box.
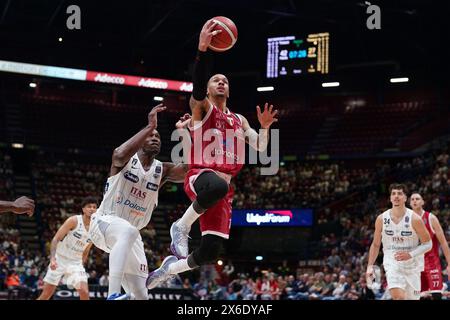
[74,240,86,249]
[392,236,405,243]
[124,171,139,183]
[385,230,394,236]
[130,186,146,200]
[401,231,412,236]
[146,182,159,191]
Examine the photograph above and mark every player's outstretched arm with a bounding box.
[0,196,35,216]
[190,19,220,119]
[430,214,450,275]
[175,113,192,129]
[239,103,279,152]
[49,216,78,270]
[111,104,166,176]
[161,162,188,185]
[366,215,382,277]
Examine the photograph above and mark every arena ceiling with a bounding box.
[0,0,447,82]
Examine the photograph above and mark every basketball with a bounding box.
[208,16,238,52]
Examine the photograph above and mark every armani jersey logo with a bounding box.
[385,230,394,236]
[401,231,412,236]
[155,165,161,174]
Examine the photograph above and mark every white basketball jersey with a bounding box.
[56,215,91,261]
[381,208,423,270]
[96,154,163,230]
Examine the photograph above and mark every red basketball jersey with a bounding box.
[422,211,441,271]
[188,104,245,176]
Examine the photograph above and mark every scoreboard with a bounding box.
[266,32,329,78]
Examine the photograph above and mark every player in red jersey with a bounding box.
[410,192,450,300]
[146,19,279,289]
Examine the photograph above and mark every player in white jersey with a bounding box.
[89,104,187,300]
[366,184,432,300]
[37,196,97,300]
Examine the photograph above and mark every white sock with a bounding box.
[122,274,148,300]
[108,274,123,296]
[107,224,139,296]
[177,203,201,229]
[168,258,192,275]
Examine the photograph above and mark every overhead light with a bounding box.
[12,143,24,149]
[153,96,164,101]
[257,86,274,92]
[322,82,340,88]
[217,260,223,266]
[256,256,263,261]
[58,37,63,42]
[29,82,37,88]
[390,77,409,83]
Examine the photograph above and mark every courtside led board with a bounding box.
[232,209,313,227]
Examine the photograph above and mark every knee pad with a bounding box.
[194,172,229,209]
[192,235,224,265]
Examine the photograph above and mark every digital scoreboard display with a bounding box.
[266,32,329,78]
